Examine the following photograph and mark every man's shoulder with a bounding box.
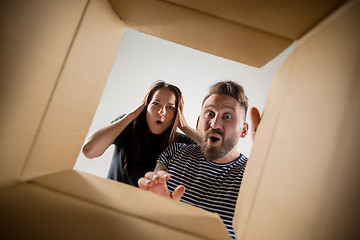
[160,143,203,167]
[175,132,197,145]
[168,142,200,153]
[163,143,203,161]
[233,153,248,166]
[233,153,248,171]
[239,153,248,163]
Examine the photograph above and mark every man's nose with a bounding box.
[209,115,222,129]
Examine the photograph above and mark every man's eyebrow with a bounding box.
[204,104,236,111]
[204,104,216,109]
[223,105,236,111]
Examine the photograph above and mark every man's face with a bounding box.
[197,94,248,161]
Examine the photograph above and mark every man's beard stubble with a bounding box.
[199,129,238,161]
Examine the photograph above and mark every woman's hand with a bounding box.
[178,97,188,130]
[177,96,200,144]
[129,94,148,119]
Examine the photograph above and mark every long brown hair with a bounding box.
[122,80,182,177]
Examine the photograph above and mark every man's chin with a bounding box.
[202,145,224,161]
[201,138,238,161]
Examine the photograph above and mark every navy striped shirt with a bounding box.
[158,143,248,239]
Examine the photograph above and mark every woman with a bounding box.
[82,80,198,186]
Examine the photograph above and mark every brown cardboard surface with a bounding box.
[109,0,292,68]
[30,170,230,240]
[0,182,226,240]
[166,0,345,39]
[234,0,360,239]
[233,50,298,235]
[320,83,360,239]
[0,0,88,188]
[1,0,358,239]
[19,0,125,181]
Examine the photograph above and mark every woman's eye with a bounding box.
[152,102,160,106]
[167,106,175,110]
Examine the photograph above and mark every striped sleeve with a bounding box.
[157,143,183,170]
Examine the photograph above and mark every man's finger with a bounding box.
[145,171,157,180]
[156,170,170,179]
[152,170,170,184]
[171,185,185,201]
[138,177,153,189]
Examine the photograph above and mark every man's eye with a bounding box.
[224,114,232,119]
[205,112,214,117]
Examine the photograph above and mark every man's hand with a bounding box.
[138,170,185,201]
[250,107,261,141]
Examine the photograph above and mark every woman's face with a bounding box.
[146,88,177,135]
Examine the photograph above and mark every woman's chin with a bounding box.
[149,127,165,135]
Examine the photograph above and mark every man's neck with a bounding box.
[211,149,240,164]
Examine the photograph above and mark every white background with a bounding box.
[74,28,295,178]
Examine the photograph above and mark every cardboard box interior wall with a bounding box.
[0,0,359,239]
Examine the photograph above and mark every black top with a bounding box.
[107,114,196,187]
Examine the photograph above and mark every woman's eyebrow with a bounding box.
[153,99,175,105]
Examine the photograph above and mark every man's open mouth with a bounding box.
[210,136,220,143]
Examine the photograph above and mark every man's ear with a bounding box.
[196,116,200,131]
[240,122,249,138]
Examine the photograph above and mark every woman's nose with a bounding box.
[158,106,166,116]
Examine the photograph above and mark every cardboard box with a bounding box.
[0,0,358,239]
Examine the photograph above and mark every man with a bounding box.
[138,81,260,239]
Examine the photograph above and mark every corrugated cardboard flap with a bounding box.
[0,170,230,239]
